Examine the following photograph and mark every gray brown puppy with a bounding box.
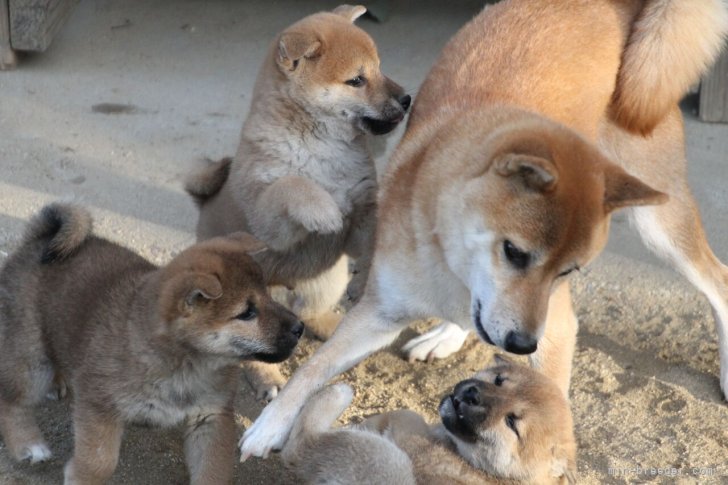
[282,357,576,484]
[185,5,410,400]
[0,203,303,484]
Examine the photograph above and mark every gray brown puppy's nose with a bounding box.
[504,331,538,355]
[398,94,411,111]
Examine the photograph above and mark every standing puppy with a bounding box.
[241,0,728,458]
[186,5,409,399]
[0,203,303,484]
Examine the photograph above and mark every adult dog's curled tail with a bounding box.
[24,203,93,264]
[185,157,233,207]
[611,0,728,135]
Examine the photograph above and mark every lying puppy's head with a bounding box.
[439,356,576,484]
[273,5,410,135]
[158,233,303,363]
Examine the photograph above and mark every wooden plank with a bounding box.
[9,0,77,52]
[0,0,17,70]
[699,48,728,123]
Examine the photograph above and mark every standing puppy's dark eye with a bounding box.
[503,240,530,269]
[236,303,258,321]
[505,413,520,438]
[345,76,366,87]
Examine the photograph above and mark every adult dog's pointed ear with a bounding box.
[603,165,668,213]
[161,272,223,320]
[494,153,558,192]
[225,232,268,255]
[277,31,321,72]
[332,4,367,22]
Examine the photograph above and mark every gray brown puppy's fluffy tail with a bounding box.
[185,157,233,206]
[612,0,728,134]
[24,203,93,263]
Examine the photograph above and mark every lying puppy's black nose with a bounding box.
[398,94,411,111]
[461,385,480,406]
[291,321,305,339]
[504,331,538,355]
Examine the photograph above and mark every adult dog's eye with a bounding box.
[504,240,530,269]
[494,374,506,386]
[345,75,366,87]
[236,303,258,321]
[505,413,520,438]
[557,265,580,278]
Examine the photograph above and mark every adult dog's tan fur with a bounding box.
[283,359,576,484]
[241,0,728,457]
[186,5,409,400]
[0,203,303,484]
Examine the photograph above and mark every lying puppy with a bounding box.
[241,0,728,457]
[0,203,303,484]
[283,357,576,484]
[185,4,410,400]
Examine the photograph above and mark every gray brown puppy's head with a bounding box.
[439,356,577,484]
[158,232,304,363]
[274,5,410,135]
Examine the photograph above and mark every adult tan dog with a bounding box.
[0,203,303,484]
[241,0,728,458]
[186,4,409,400]
[283,358,576,484]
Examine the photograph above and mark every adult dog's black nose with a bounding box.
[504,331,537,355]
[398,94,411,111]
[291,321,305,339]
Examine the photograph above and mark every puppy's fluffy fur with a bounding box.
[283,358,576,484]
[186,5,409,400]
[0,203,303,484]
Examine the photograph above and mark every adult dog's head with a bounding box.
[272,5,410,135]
[430,110,667,355]
[439,356,577,484]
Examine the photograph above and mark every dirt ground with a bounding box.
[0,1,726,484]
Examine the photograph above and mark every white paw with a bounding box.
[239,400,296,460]
[402,322,469,363]
[20,443,52,464]
[326,383,355,406]
[257,384,279,402]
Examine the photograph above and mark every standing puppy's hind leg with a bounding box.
[630,192,728,400]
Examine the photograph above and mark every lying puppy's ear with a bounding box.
[161,272,223,320]
[277,32,321,72]
[225,232,268,255]
[332,4,367,22]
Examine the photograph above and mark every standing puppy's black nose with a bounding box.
[504,331,538,355]
[398,94,411,111]
[291,321,305,340]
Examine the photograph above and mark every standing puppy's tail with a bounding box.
[611,0,728,134]
[24,203,93,264]
[185,157,233,207]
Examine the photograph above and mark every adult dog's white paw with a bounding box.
[239,400,296,461]
[402,322,469,363]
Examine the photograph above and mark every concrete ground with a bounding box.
[0,0,726,483]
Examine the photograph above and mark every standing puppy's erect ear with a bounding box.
[277,32,321,72]
[160,272,223,320]
[332,4,367,22]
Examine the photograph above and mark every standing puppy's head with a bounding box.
[273,5,410,135]
[158,233,304,363]
[439,356,577,484]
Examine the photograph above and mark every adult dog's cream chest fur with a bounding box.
[116,358,233,427]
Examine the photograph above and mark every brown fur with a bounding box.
[282,359,576,484]
[240,0,728,458]
[0,203,303,484]
[185,5,409,400]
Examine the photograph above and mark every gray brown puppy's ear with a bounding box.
[332,4,367,22]
[277,32,321,72]
[161,272,223,320]
[494,154,558,193]
[225,232,268,255]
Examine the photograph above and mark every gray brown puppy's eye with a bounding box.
[236,303,258,321]
[345,76,366,87]
[506,413,520,438]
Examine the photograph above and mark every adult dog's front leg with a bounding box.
[184,408,237,485]
[249,176,343,251]
[239,293,406,459]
